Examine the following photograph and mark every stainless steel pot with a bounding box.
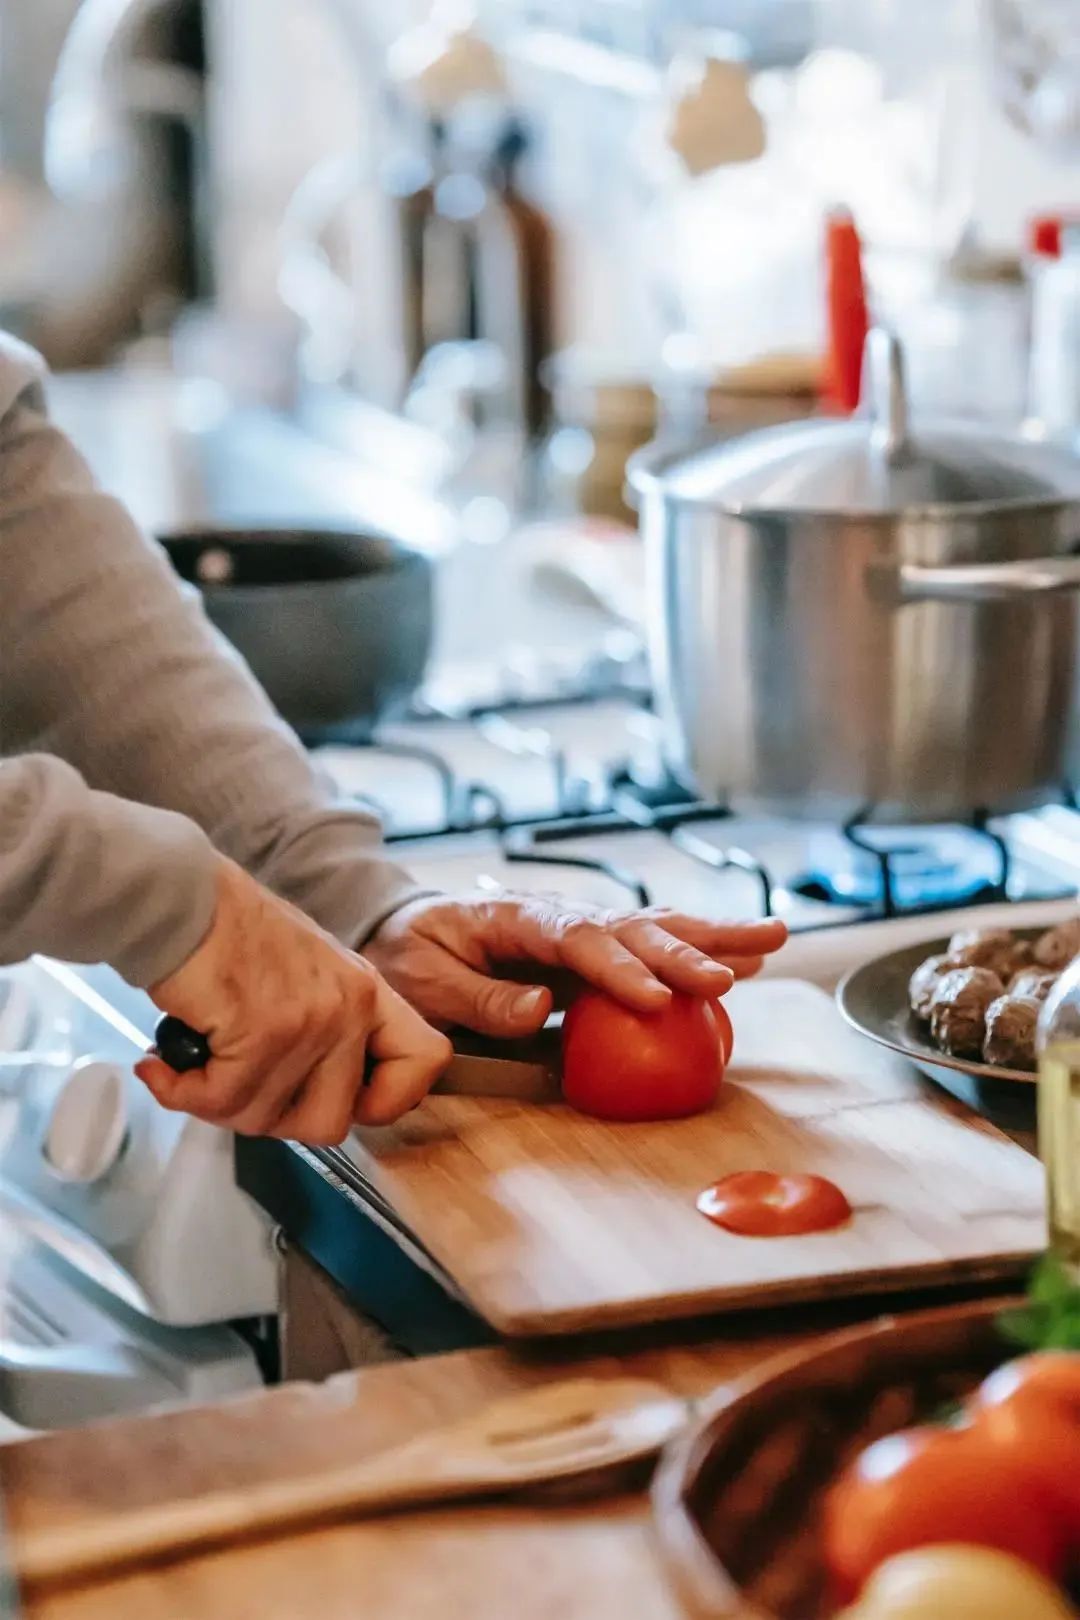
[160,528,433,743]
[628,330,1080,821]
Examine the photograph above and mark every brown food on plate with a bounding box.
[929,967,1004,1059]
[946,927,1030,981]
[908,954,952,1021]
[982,994,1040,1071]
[1008,967,1059,1003]
[1032,917,1080,972]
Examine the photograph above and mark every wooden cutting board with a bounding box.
[348,980,1044,1337]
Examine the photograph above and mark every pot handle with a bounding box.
[896,555,1080,602]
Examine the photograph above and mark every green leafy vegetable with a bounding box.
[998,1254,1080,1352]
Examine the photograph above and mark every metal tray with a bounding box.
[836,931,1043,1088]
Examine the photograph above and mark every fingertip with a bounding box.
[728,955,765,981]
[458,984,554,1039]
[506,985,553,1033]
[354,1055,444,1128]
[136,1057,174,1089]
[135,1057,191,1111]
[631,978,674,1011]
[353,1093,397,1129]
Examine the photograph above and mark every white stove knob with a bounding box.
[44,1060,129,1184]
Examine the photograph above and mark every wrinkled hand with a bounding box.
[364,894,788,1038]
[136,859,451,1141]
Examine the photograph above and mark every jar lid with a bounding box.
[629,330,1080,517]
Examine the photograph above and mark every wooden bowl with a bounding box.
[652,1299,1017,1620]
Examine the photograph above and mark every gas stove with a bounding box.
[0,960,271,1432]
[6,684,1080,1412]
[313,693,1080,927]
[222,684,1077,1360]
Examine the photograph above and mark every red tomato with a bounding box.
[697,1171,851,1237]
[714,1000,734,1065]
[969,1354,1080,1537]
[972,1351,1080,1433]
[823,1423,1067,1604]
[560,991,726,1122]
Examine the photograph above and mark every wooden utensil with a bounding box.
[14,1377,687,1591]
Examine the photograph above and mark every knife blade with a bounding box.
[153,1018,563,1105]
[432,1029,562,1103]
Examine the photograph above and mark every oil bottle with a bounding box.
[1037,958,1080,1276]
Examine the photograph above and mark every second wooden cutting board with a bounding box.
[347,980,1044,1337]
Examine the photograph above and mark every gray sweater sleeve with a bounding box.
[0,756,219,986]
[0,335,422,986]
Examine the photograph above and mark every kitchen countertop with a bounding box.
[0,1284,1013,1620]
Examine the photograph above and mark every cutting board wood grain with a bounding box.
[347,980,1044,1337]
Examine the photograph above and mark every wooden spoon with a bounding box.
[15,1377,688,1589]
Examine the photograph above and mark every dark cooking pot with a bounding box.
[160,528,433,741]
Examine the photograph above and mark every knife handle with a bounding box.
[154,1017,212,1074]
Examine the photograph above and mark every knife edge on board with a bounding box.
[431,1028,563,1103]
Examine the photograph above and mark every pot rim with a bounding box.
[158,525,431,599]
[627,438,1080,525]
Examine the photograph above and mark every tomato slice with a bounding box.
[698,1171,852,1236]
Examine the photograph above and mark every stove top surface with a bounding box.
[313,697,1080,932]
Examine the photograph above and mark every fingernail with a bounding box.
[511,987,548,1019]
[702,960,733,980]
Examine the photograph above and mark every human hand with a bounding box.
[364,894,787,1038]
[136,860,451,1140]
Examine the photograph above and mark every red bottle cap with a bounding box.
[1026,214,1080,259]
[823,210,869,416]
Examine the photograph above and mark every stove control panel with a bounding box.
[44,1060,129,1185]
[0,960,277,1327]
[0,973,38,1054]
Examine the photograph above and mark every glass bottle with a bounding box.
[1037,959,1080,1278]
[1026,222,1080,447]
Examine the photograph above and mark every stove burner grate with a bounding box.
[789,810,1012,918]
[503,824,651,908]
[328,702,1073,925]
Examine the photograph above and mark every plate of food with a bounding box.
[836,918,1080,1086]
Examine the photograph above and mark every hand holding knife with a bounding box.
[153,1016,562,1107]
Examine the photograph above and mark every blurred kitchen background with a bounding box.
[5,0,1080,689]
